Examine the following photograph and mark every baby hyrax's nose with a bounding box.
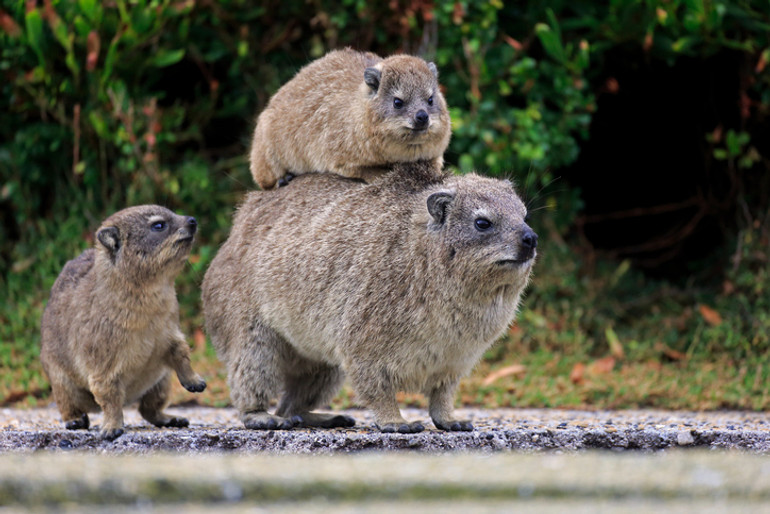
[521,227,538,250]
[186,216,198,234]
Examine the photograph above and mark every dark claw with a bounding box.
[183,379,207,393]
[65,413,89,430]
[162,416,189,428]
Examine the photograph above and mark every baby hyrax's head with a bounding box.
[425,174,538,288]
[95,205,197,282]
[363,55,451,148]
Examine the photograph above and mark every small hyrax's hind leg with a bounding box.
[274,359,354,429]
[52,383,91,430]
[138,373,189,428]
[231,322,296,430]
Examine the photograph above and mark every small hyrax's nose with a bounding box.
[415,110,429,125]
[186,217,198,233]
[521,228,538,249]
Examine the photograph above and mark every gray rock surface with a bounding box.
[1,406,769,453]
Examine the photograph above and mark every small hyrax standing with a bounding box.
[203,161,538,433]
[249,48,451,189]
[40,205,207,440]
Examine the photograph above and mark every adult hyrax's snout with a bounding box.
[178,216,197,240]
[517,226,538,262]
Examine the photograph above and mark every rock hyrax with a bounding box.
[40,205,207,440]
[249,48,451,189]
[202,161,537,433]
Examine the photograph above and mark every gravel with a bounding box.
[1,406,769,453]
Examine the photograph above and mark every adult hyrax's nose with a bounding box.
[414,110,429,128]
[521,228,538,251]
[186,216,198,234]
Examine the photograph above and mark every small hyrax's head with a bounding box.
[95,205,197,281]
[425,174,537,286]
[364,55,450,144]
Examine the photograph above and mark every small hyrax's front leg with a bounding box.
[89,378,126,440]
[166,335,207,393]
[429,381,473,431]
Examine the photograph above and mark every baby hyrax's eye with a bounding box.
[427,95,434,106]
[474,218,492,231]
[151,221,167,232]
[393,97,404,109]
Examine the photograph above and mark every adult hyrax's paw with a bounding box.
[152,416,190,428]
[182,377,207,393]
[434,419,474,432]
[378,421,425,434]
[99,427,125,441]
[64,413,90,430]
[292,412,356,429]
[242,412,297,430]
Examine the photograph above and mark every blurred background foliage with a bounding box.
[1,0,768,409]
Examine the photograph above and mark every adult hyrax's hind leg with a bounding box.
[274,359,355,429]
[230,322,296,430]
[138,373,189,428]
[429,379,473,432]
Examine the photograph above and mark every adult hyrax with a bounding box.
[249,48,451,189]
[203,161,538,433]
[40,205,207,440]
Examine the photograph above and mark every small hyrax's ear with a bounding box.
[427,191,454,225]
[364,67,381,92]
[428,62,438,78]
[97,227,121,256]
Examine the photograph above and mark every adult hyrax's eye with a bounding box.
[474,218,492,231]
[151,221,167,232]
[427,95,434,106]
[393,97,404,109]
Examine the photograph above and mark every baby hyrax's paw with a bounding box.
[99,427,124,441]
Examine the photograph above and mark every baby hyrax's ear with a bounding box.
[364,67,381,92]
[97,226,121,259]
[428,62,438,79]
[427,191,454,225]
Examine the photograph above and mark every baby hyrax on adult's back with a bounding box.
[203,161,538,433]
[249,48,451,189]
[40,205,206,440]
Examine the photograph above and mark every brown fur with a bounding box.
[202,161,537,432]
[40,205,206,440]
[249,48,451,189]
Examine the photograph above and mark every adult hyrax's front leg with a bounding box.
[429,380,473,431]
[166,336,207,393]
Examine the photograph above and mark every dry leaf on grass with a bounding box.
[570,362,586,384]
[482,364,526,386]
[698,304,723,326]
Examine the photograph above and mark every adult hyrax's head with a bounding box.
[425,174,537,289]
[363,55,450,148]
[95,205,197,282]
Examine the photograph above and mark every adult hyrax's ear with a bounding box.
[428,62,438,79]
[427,191,454,225]
[97,227,121,257]
[364,67,381,92]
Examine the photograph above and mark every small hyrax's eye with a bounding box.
[393,97,404,109]
[427,95,434,106]
[475,218,492,231]
[151,221,167,232]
